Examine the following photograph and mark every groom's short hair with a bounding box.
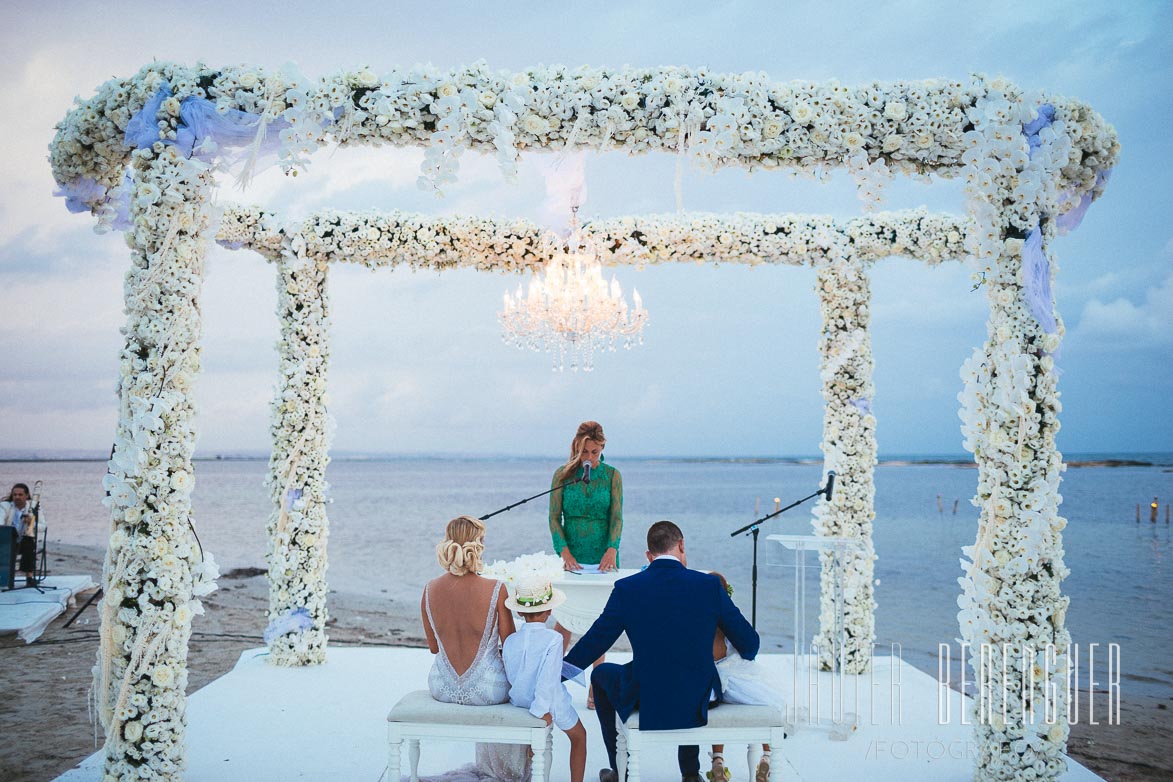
[647,520,684,554]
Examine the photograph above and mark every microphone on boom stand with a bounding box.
[729,470,837,628]
[479,461,592,521]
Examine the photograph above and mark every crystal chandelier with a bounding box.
[500,209,648,371]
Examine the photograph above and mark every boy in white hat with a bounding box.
[503,577,587,782]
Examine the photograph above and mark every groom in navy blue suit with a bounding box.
[565,520,760,782]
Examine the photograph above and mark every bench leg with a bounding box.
[769,728,785,782]
[616,728,627,782]
[409,738,421,782]
[388,726,402,782]
[531,729,546,782]
[623,729,639,782]
[747,743,760,781]
[544,728,554,782]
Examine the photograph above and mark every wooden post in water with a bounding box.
[1136,503,1141,522]
[1151,497,1160,523]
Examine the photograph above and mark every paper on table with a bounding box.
[570,564,603,575]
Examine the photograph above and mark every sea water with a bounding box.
[7,455,1172,698]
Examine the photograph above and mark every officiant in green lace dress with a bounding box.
[548,421,623,573]
[548,421,624,709]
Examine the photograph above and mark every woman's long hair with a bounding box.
[559,421,606,480]
[436,515,486,576]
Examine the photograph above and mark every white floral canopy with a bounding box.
[52,62,1116,782]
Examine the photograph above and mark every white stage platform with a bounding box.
[56,647,1103,782]
[0,575,97,643]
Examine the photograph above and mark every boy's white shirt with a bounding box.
[503,622,580,721]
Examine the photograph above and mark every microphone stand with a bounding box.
[480,475,585,521]
[729,476,832,628]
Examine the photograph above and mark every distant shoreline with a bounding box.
[0,455,1167,468]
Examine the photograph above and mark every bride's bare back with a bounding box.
[422,573,516,675]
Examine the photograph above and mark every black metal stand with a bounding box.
[2,527,58,594]
[480,476,584,521]
[64,587,103,628]
[729,476,833,628]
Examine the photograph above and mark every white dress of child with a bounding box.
[716,640,789,710]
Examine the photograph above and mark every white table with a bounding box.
[552,568,638,636]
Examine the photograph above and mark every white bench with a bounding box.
[387,690,553,782]
[616,704,785,782]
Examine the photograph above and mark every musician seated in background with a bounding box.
[1,483,39,583]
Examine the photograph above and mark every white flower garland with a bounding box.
[93,148,219,782]
[215,206,969,271]
[811,253,877,674]
[53,62,1118,782]
[263,235,333,666]
[51,64,1115,230]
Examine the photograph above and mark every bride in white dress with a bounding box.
[419,515,530,782]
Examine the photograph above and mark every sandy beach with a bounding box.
[2,544,1170,782]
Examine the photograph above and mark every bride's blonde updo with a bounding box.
[436,515,486,576]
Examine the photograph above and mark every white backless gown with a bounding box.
[422,580,530,782]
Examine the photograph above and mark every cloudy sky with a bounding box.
[1,0,1169,458]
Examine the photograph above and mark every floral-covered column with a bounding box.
[93,148,220,781]
[263,232,333,665]
[811,252,877,675]
[956,87,1089,781]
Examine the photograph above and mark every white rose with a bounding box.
[170,471,193,492]
[843,132,865,150]
[238,72,259,90]
[791,102,813,124]
[123,721,143,742]
[150,665,175,687]
[437,83,458,98]
[620,93,640,110]
[883,101,907,121]
[162,97,182,117]
[519,114,550,135]
[479,91,497,108]
[356,69,378,87]
[881,134,904,153]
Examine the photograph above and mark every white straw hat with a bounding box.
[505,580,567,613]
